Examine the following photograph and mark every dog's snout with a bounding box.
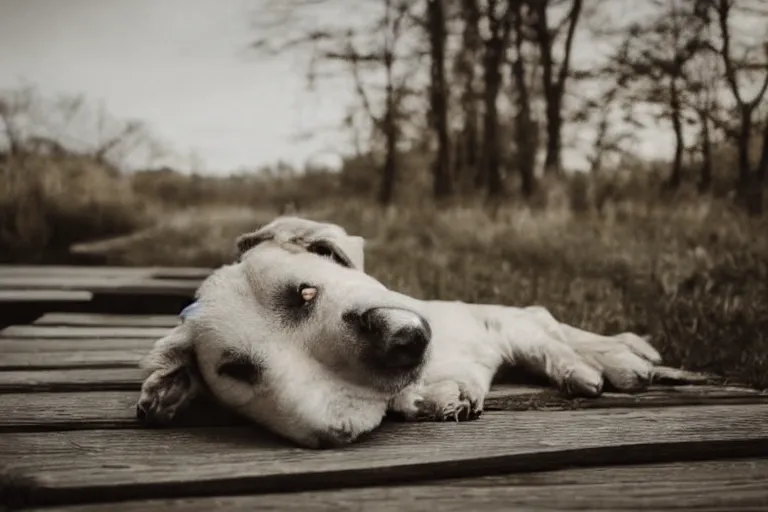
[346,307,431,370]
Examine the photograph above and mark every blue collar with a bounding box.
[180,301,201,321]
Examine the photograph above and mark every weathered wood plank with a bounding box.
[0,338,155,353]
[1,380,765,419]
[34,313,180,328]
[1,405,767,508]
[0,266,152,278]
[0,290,93,303]
[1,326,171,339]
[0,350,144,370]
[0,369,143,393]
[0,276,199,296]
[0,391,239,431]
[0,266,211,280]
[26,458,768,511]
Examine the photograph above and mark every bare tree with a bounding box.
[610,1,707,190]
[426,0,452,199]
[452,0,483,187]
[706,0,768,204]
[509,0,535,197]
[479,0,513,198]
[0,86,34,156]
[252,0,417,205]
[530,0,583,175]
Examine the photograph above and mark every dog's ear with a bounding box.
[235,229,268,256]
[140,323,197,376]
[307,234,365,271]
[236,216,366,271]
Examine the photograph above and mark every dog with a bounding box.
[137,216,682,449]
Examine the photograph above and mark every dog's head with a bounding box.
[151,217,430,448]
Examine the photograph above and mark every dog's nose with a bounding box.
[346,307,431,369]
[382,323,430,369]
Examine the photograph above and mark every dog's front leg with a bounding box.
[136,324,204,425]
[523,306,662,392]
[481,306,607,397]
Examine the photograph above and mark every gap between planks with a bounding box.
[22,458,768,512]
[0,404,767,508]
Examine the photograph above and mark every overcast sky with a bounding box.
[0,0,689,175]
[0,0,355,173]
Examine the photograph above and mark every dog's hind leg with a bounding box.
[136,324,203,425]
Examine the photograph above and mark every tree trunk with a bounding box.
[511,0,535,198]
[736,106,752,194]
[480,0,510,197]
[756,116,768,187]
[667,78,684,189]
[378,49,397,206]
[533,0,583,175]
[458,0,481,185]
[482,51,502,196]
[427,0,452,200]
[698,111,713,193]
[543,95,562,174]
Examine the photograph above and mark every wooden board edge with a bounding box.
[3,439,768,510]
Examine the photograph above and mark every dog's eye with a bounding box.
[299,284,318,303]
[217,359,262,384]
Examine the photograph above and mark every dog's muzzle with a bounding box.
[344,307,431,371]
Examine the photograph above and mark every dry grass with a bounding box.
[0,153,146,262]
[2,149,766,390]
[71,197,768,391]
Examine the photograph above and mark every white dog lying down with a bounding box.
[137,216,683,448]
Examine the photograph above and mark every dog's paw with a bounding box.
[389,380,485,422]
[574,333,657,393]
[559,359,604,398]
[136,368,199,425]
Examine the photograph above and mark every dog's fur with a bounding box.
[138,216,668,449]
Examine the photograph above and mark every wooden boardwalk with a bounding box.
[1,265,768,511]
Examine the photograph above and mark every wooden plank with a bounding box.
[0,266,153,278]
[485,384,768,411]
[1,405,767,508]
[0,391,238,431]
[3,386,768,428]
[1,326,171,338]
[0,290,93,302]
[0,266,211,280]
[34,313,180,328]
[0,276,199,296]
[0,350,144,370]
[27,458,768,511]
[0,338,155,353]
[0,369,143,393]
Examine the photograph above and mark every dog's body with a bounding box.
[137,216,671,448]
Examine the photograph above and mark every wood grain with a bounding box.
[0,338,156,353]
[3,386,767,427]
[0,265,211,280]
[0,369,143,393]
[1,404,767,507]
[25,458,768,511]
[1,326,171,339]
[0,350,144,370]
[34,313,180,328]
[0,276,199,296]
[0,290,93,303]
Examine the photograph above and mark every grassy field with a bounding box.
[2,151,767,390]
[69,197,768,391]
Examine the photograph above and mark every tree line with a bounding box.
[256,0,768,212]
